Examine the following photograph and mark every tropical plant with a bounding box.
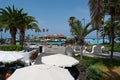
[0,6,18,44]
[100,18,120,44]
[42,28,45,32]
[114,21,120,39]
[26,34,30,42]
[68,16,94,45]
[0,6,40,46]
[100,19,112,44]
[18,15,39,46]
[35,27,41,41]
[89,0,104,29]
[89,0,104,44]
[89,0,120,61]
[68,16,95,60]
[86,66,103,80]
[46,29,49,33]
[0,45,23,51]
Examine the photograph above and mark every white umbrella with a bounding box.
[42,54,79,67]
[0,51,23,63]
[7,64,74,80]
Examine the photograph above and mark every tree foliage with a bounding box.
[68,16,94,45]
[0,6,40,45]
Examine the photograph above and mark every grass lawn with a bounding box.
[75,56,120,80]
[99,65,120,80]
[104,43,120,52]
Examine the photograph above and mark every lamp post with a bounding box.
[82,18,85,26]
[42,28,49,46]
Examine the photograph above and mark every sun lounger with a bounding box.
[83,45,108,54]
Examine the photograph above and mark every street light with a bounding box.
[82,18,85,26]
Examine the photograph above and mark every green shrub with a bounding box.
[86,66,104,80]
[0,45,23,51]
[65,38,73,44]
[104,43,120,52]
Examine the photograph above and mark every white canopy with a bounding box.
[0,51,23,63]
[7,64,74,80]
[42,54,79,67]
[28,45,39,49]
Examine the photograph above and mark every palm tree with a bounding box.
[35,26,41,41]
[46,29,48,33]
[89,0,120,61]
[0,6,18,44]
[18,15,39,46]
[46,29,49,36]
[0,6,40,46]
[35,26,41,33]
[69,17,94,45]
[100,18,120,44]
[26,34,30,42]
[89,0,104,44]
[42,28,46,41]
[69,17,95,60]
[100,19,112,44]
[101,26,111,44]
[89,0,104,28]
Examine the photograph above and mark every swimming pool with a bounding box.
[17,41,65,46]
[16,39,109,45]
[85,38,109,44]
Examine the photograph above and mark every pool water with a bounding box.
[17,41,65,46]
[85,38,109,44]
[16,39,109,45]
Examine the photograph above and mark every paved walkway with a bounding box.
[35,45,120,64]
[35,45,66,64]
[44,45,66,54]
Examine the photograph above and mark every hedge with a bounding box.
[0,45,23,51]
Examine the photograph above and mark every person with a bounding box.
[5,70,12,80]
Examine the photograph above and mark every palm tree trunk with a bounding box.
[110,7,115,63]
[80,46,83,60]
[96,30,99,44]
[110,8,115,62]
[79,38,85,61]
[102,35,105,44]
[11,34,16,45]
[10,28,17,45]
[108,35,111,44]
[19,30,25,46]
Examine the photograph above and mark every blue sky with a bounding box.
[0,0,97,38]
